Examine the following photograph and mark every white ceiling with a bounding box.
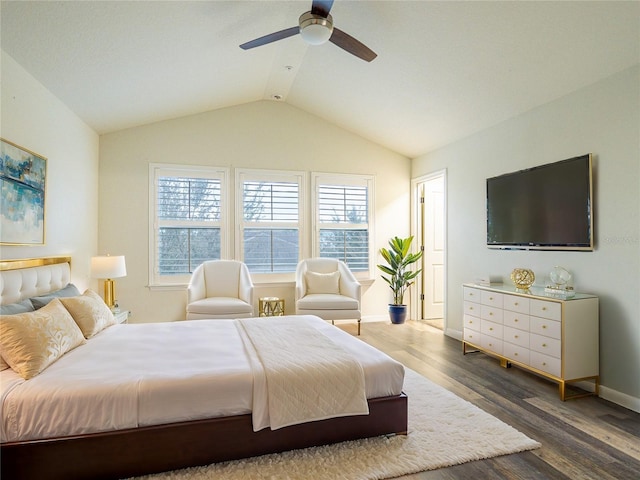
[1,1,638,158]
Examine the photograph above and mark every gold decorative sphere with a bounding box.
[511,268,535,289]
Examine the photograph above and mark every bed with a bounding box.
[0,257,407,480]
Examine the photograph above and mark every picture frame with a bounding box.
[1,138,47,245]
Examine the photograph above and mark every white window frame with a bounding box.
[148,163,229,287]
[312,172,375,279]
[235,168,307,282]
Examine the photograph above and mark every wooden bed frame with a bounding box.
[0,257,408,480]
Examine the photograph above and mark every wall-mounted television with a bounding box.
[487,154,593,251]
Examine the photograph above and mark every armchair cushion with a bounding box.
[187,297,253,316]
[296,294,359,311]
[305,271,341,295]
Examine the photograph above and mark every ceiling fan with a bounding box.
[240,0,377,62]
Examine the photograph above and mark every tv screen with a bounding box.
[487,154,593,251]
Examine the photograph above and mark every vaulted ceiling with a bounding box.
[2,1,638,157]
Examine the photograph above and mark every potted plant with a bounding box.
[377,236,423,324]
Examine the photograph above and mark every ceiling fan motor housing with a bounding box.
[299,11,334,45]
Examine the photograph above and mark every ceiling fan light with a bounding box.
[299,12,333,45]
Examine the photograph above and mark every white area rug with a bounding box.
[134,369,540,479]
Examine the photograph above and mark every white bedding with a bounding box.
[0,315,404,443]
[238,317,369,430]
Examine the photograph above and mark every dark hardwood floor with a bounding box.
[340,320,640,480]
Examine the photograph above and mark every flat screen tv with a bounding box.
[487,154,593,251]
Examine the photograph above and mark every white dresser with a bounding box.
[462,283,599,400]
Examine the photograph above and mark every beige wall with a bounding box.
[412,65,640,411]
[99,101,411,324]
[0,51,99,288]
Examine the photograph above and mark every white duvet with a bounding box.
[0,315,404,443]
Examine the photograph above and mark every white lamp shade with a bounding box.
[91,255,127,279]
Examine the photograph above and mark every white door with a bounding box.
[422,175,445,319]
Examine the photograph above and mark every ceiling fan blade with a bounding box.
[329,28,377,62]
[311,0,334,18]
[240,26,300,50]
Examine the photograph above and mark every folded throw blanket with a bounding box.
[237,316,369,430]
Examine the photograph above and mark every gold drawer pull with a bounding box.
[543,362,547,366]
[514,352,519,356]
[542,343,547,347]
[489,296,493,300]
[542,307,547,311]
[489,312,493,316]
[489,327,493,331]
[514,335,519,339]
[514,302,519,306]
[514,318,519,322]
[542,325,547,329]
[469,307,474,310]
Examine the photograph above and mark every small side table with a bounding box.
[113,310,130,324]
[259,297,285,317]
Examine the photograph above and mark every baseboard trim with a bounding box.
[445,328,462,341]
[599,385,640,413]
[361,314,388,323]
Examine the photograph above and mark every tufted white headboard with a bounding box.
[0,257,72,306]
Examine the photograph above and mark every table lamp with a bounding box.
[91,255,127,309]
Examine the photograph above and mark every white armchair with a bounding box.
[295,258,362,335]
[186,260,254,320]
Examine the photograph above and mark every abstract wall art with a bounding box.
[1,138,47,245]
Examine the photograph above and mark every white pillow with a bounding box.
[305,270,341,295]
[0,298,86,380]
[61,289,117,338]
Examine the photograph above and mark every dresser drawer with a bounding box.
[530,316,561,339]
[463,287,482,302]
[503,310,530,330]
[504,295,529,314]
[481,290,503,308]
[503,326,529,348]
[480,334,503,354]
[464,301,481,317]
[464,314,480,330]
[481,319,503,339]
[530,299,561,321]
[464,328,481,344]
[481,305,503,323]
[503,342,530,364]
[530,350,561,377]
[530,333,561,358]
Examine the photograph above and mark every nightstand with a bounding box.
[113,310,130,324]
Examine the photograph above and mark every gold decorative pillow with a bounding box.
[305,270,341,295]
[61,289,117,338]
[0,298,85,380]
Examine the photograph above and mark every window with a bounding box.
[237,170,305,274]
[313,173,374,276]
[149,164,228,286]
